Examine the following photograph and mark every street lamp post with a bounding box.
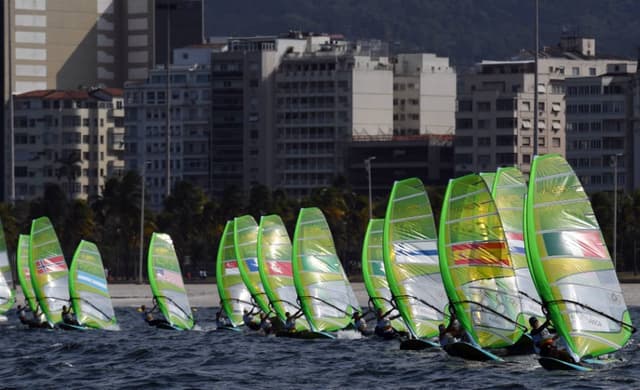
[365,156,376,220]
[612,153,623,271]
[138,162,149,284]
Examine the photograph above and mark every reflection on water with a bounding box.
[1,307,639,389]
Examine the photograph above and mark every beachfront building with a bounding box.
[455,35,636,176]
[393,53,456,136]
[565,64,637,194]
[12,88,125,200]
[124,46,216,209]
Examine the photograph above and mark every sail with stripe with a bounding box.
[439,174,525,348]
[0,218,15,314]
[362,218,406,332]
[525,154,633,360]
[257,214,309,330]
[216,220,253,327]
[16,234,38,312]
[234,215,271,314]
[492,167,544,322]
[479,172,496,190]
[29,217,69,326]
[383,178,448,340]
[292,207,360,332]
[69,240,118,330]
[147,233,194,330]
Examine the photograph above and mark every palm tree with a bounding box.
[56,150,82,199]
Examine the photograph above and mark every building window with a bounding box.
[456,118,473,129]
[478,137,491,146]
[538,137,545,146]
[522,136,531,146]
[589,67,596,76]
[552,137,561,147]
[496,135,517,146]
[496,117,516,128]
[496,153,517,164]
[496,99,516,111]
[477,119,490,129]
[572,67,580,76]
[476,101,491,112]
[458,100,472,112]
[523,154,531,164]
[455,136,474,147]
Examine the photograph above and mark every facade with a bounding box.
[2,0,157,200]
[565,65,635,194]
[12,88,125,200]
[393,53,456,136]
[154,0,204,67]
[346,134,454,198]
[455,36,637,176]
[124,48,214,210]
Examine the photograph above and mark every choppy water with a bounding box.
[1,307,640,389]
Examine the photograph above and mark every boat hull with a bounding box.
[400,338,438,350]
[444,342,503,362]
[539,357,591,371]
[275,330,335,339]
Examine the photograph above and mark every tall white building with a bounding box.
[124,47,216,209]
[12,88,125,200]
[455,36,636,176]
[393,53,456,136]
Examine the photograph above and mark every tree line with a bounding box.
[0,171,637,281]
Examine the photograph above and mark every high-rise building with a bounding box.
[154,0,204,66]
[12,88,125,200]
[455,36,636,176]
[393,53,456,136]
[124,46,217,210]
[2,0,157,201]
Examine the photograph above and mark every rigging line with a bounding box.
[220,297,257,307]
[544,299,637,333]
[394,294,447,317]
[155,295,194,322]
[70,296,114,322]
[268,298,300,309]
[518,290,543,306]
[298,295,356,316]
[451,299,528,332]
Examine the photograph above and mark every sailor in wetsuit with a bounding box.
[373,308,395,338]
[215,310,231,328]
[139,301,171,328]
[259,313,273,335]
[352,312,373,336]
[61,305,80,326]
[529,316,576,363]
[284,309,304,333]
[243,308,260,330]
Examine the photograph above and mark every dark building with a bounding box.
[155,0,204,66]
[346,134,454,199]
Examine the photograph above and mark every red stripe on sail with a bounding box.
[452,241,510,266]
[267,261,292,276]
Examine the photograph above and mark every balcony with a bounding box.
[108,127,125,152]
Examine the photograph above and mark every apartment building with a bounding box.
[455,36,636,176]
[393,53,456,136]
[12,88,125,200]
[124,48,215,210]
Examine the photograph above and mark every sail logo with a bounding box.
[35,255,66,274]
[157,268,184,288]
[542,230,609,259]
[370,260,386,276]
[505,232,526,255]
[267,260,292,276]
[245,258,259,272]
[394,241,439,265]
[224,261,240,275]
[77,271,108,293]
[452,241,510,266]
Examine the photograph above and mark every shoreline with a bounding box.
[12,282,640,308]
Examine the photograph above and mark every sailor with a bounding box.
[439,324,454,347]
[352,312,372,336]
[215,310,230,328]
[259,313,273,335]
[243,308,260,330]
[374,308,394,337]
[16,304,28,325]
[529,316,576,362]
[284,310,303,332]
[446,318,474,344]
[139,302,170,328]
[61,305,79,325]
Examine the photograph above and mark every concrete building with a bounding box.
[124,47,215,210]
[154,0,204,67]
[565,64,637,194]
[346,134,454,198]
[2,0,158,201]
[12,88,125,200]
[393,53,456,136]
[455,36,636,176]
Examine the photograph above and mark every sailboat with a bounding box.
[69,240,119,330]
[0,218,15,321]
[362,218,406,337]
[525,154,634,370]
[234,215,271,315]
[16,234,38,313]
[147,232,194,330]
[492,168,545,325]
[292,207,360,338]
[29,217,69,328]
[256,214,311,335]
[439,174,527,361]
[383,178,449,349]
[216,220,253,330]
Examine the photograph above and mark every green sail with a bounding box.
[479,172,496,190]
[525,154,632,360]
[216,220,253,327]
[0,217,15,313]
[383,177,448,339]
[257,214,310,330]
[292,207,360,332]
[438,174,525,348]
[16,234,38,312]
[69,240,118,330]
[492,167,544,322]
[29,217,69,326]
[147,233,194,330]
[233,215,271,313]
[362,218,406,332]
